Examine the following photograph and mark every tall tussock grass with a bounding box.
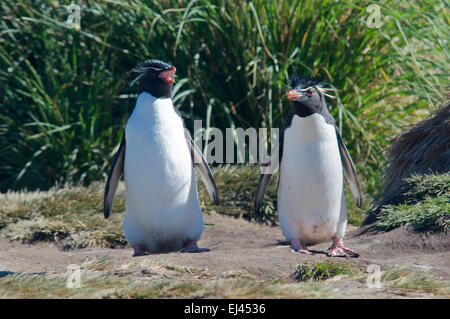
[0,0,447,192]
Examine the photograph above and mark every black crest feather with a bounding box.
[289,75,324,89]
[139,59,172,70]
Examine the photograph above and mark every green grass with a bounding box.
[403,174,450,203]
[290,261,362,282]
[373,174,450,233]
[375,196,449,233]
[1,0,448,199]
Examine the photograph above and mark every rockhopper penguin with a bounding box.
[104,59,219,256]
[254,76,362,257]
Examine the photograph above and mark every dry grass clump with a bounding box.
[0,182,127,249]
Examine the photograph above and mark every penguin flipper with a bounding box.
[335,129,363,208]
[184,130,219,205]
[254,142,280,215]
[104,134,126,218]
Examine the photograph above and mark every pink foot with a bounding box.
[132,245,147,257]
[328,236,359,258]
[290,238,313,255]
[181,240,210,253]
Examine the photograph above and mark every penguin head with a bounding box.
[287,76,324,114]
[131,59,176,98]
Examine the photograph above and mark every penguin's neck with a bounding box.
[288,113,335,143]
[291,102,316,118]
[134,92,175,121]
[138,77,173,98]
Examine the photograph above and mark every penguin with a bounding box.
[104,59,219,256]
[254,76,362,257]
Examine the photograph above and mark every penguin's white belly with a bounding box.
[123,94,203,252]
[278,114,344,245]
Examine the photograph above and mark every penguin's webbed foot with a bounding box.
[328,236,359,258]
[181,240,210,253]
[132,245,147,257]
[290,238,313,255]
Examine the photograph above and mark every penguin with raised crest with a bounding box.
[104,59,219,256]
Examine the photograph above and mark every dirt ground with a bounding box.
[0,212,449,298]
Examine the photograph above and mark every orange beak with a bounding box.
[159,66,176,84]
[287,90,301,101]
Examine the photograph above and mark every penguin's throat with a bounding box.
[139,78,172,98]
[292,102,317,117]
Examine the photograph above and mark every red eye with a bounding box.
[307,90,312,96]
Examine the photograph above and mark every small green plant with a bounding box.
[403,174,450,203]
[375,197,449,233]
[374,174,450,233]
[290,261,361,282]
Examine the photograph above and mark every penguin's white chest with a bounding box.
[278,113,344,245]
[123,93,203,252]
